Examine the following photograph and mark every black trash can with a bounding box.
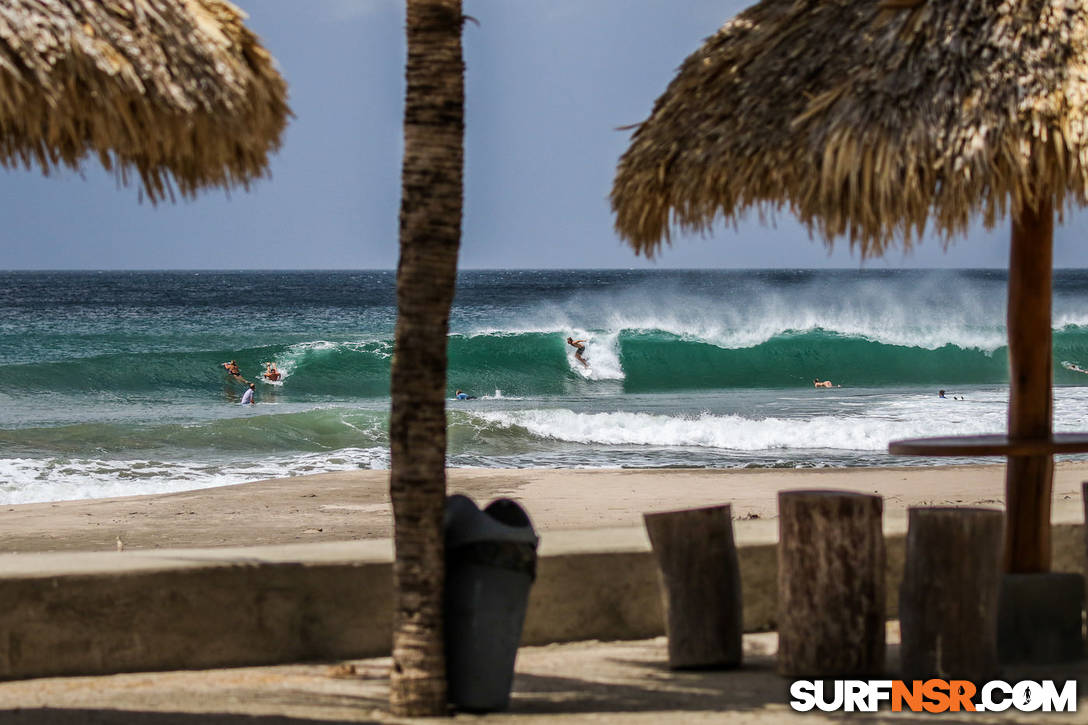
[444,494,538,712]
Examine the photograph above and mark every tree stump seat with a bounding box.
[899,507,1004,681]
[644,504,743,670]
[777,490,885,677]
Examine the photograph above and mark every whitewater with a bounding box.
[5,268,1088,505]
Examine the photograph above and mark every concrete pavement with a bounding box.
[0,630,1086,723]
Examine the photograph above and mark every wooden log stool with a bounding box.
[644,504,742,669]
[899,507,1003,680]
[777,490,884,677]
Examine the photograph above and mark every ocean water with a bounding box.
[4,268,1088,505]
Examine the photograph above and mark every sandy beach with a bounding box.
[0,463,1084,721]
[3,461,1086,554]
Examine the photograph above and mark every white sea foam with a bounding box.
[530,271,1088,354]
[285,339,393,356]
[565,330,625,381]
[447,272,1088,356]
[0,447,390,506]
[468,385,1088,455]
[463,288,1014,353]
[480,389,521,400]
[1053,313,1088,330]
[474,400,1016,452]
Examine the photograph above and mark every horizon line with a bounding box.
[0,266,1067,273]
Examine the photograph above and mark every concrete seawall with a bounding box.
[0,516,1082,680]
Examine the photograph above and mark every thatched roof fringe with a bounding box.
[0,0,289,200]
[612,0,1088,257]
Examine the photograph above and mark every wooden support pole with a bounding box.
[899,507,1004,680]
[1084,481,1088,581]
[1004,198,1054,573]
[777,491,884,677]
[644,505,743,669]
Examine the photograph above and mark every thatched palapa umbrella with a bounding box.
[0,0,289,199]
[612,0,1088,573]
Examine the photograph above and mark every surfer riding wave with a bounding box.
[567,336,589,368]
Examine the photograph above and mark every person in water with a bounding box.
[567,337,589,367]
[240,383,255,405]
[222,360,249,383]
[938,389,947,398]
[263,362,280,381]
[454,389,476,400]
[813,378,834,388]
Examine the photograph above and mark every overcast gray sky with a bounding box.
[1,0,1084,270]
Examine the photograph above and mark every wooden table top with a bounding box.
[888,433,1088,457]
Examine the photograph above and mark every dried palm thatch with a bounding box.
[0,0,289,201]
[612,0,1088,257]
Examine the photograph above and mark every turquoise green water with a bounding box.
[4,269,1088,504]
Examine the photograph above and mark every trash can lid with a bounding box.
[445,494,539,548]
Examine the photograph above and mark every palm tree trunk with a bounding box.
[389,0,464,715]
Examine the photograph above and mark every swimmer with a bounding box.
[454,389,476,400]
[240,382,255,405]
[938,389,947,398]
[263,362,281,381]
[567,337,589,367]
[813,379,834,388]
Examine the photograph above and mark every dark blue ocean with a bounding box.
[4,269,1088,504]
